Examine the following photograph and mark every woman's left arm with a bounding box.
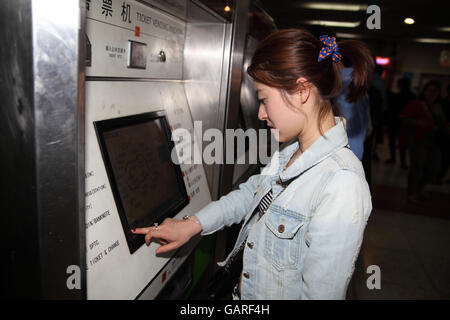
[301,169,372,299]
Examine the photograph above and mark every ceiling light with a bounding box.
[437,26,450,32]
[376,56,390,66]
[414,38,450,44]
[302,20,361,28]
[224,5,231,12]
[404,18,415,25]
[298,2,366,11]
[335,32,361,39]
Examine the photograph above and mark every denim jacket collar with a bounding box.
[278,117,348,181]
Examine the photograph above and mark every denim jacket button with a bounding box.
[243,272,250,279]
[247,242,254,249]
[278,224,285,233]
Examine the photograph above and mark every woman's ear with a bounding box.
[296,77,311,105]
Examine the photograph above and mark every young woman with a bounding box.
[133,29,373,299]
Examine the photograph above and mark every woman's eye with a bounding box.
[258,98,266,105]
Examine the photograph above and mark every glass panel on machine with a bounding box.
[127,40,147,69]
[94,111,188,253]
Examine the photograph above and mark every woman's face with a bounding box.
[424,84,440,104]
[254,82,306,142]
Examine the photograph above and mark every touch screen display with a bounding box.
[95,111,188,253]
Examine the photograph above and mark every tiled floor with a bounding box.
[347,137,450,299]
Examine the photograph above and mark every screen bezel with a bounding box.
[94,111,188,254]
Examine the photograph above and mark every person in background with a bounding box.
[364,83,383,187]
[438,84,450,182]
[334,60,370,161]
[399,80,441,204]
[441,84,450,122]
[370,65,388,161]
[385,77,415,168]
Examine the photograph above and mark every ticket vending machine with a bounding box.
[1,0,252,299]
[84,0,216,299]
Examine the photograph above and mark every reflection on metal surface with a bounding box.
[138,0,187,20]
[232,35,264,186]
[240,35,262,131]
[183,0,231,199]
[1,0,39,299]
[220,0,251,196]
[31,0,85,298]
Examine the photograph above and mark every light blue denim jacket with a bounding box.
[195,117,372,299]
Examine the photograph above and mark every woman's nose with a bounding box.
[258,104,267,121]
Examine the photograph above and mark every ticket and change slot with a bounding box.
[94,111,189,254]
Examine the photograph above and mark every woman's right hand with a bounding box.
[131,216,202,254]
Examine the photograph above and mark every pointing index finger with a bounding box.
[131,227,150,235]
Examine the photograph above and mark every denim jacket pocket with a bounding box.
[264,206,305,270]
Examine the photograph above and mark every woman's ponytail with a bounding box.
[338,40,375,102]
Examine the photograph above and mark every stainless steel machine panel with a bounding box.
[183,1,232,199]
[86,0,185,79]
[140,0,187,20]
[232,35,262,185]
[1,0,86,299]
[240,35,262,132]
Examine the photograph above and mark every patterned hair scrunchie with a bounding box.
[317,35,341,63]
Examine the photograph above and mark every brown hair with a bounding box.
[247,29,374,132]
